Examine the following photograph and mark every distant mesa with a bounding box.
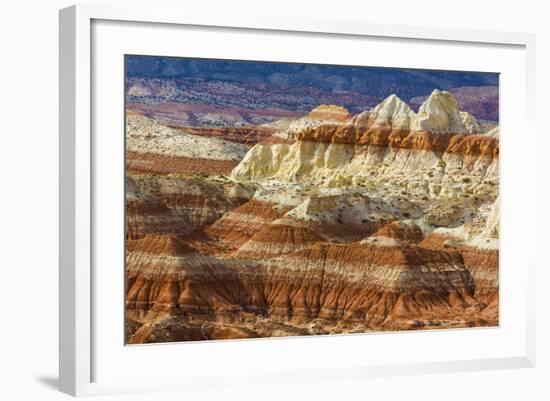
[307,104,352,122]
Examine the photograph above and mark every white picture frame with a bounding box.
[59,4,536,397]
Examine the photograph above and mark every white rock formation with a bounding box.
[368,94,416,130]
[411,89,467,133]
[232,92,497,191]
[468,196,499,249]
[460,111,482,134]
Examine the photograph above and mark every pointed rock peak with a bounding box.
[307,104,351,122]
[412,90,466,134]
[373,94,413,113]
[422,89,460,111]
[426,88,457,102]
[369,94,416,129]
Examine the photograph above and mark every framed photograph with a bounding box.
[59,4,536,396]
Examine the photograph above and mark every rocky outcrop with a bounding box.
[417,197,499,309]
[368,94,416,130]
[231,91,497,184]
[460,111,482,134]
[411,89,470,133]
[409,85,499,122]
[306,104,352,122]
[442,134,499,177]
[274,105,351,140]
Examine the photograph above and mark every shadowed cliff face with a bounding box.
[125,90,499,344]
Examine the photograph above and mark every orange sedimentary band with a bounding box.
[126,151,239,175]
[297,123,499,156]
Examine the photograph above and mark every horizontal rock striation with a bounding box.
[125,88,499,343]
[175,125,277,145]
[205,199,293,249]
[126,228,492,342]
[126,175,252,239]
[231,90,498,184]
[126,111,248,162]
[232,222,324,259]
[126,151,239,176]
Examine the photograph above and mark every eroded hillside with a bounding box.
[125,90,499,343]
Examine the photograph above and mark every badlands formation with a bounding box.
[125,89,499,343]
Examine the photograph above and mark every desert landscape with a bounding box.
[125,56,499,344]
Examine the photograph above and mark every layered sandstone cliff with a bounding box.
[231,90,497,185]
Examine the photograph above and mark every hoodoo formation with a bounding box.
[126,88,499,344]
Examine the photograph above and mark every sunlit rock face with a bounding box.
[125,90,499,344]
[411,89,468,133]
[231,92,498,187]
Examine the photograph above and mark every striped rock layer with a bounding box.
[126,220,498,343]
[231,91,498,184]
[125,90,499,343]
